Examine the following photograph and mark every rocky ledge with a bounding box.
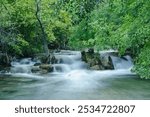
[81,48,114,70]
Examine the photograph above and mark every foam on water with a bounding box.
[6,50,134,80]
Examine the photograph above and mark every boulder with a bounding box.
[88,48,94,54]
[90,65,101,70]
[0,53,11,67]
[35,53,51,64]
[34,63,41,66]
[31,66,41,73]
[35,54,58,64]
[31,64,53,74]
[81,49,105,70]
[100,56,114,70]
[0,67,10,73]
[59,58,63,64]
[81,51,87,62]
[39,64,53,72]
[81,48,115,70]
[41,55,51,64]
[39,69,49,74]
[51,56,58,64]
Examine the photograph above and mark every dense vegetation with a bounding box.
[0,0,149,79]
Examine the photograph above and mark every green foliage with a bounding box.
[0,0,149,79]
[0,0,72,56]
[88,0,150,79]
[133,43,150,79]
[68,21,95,49]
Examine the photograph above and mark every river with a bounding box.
[0,50,150,100]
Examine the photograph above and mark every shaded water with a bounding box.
[0,50,150,100]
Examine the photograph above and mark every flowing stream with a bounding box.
[0,50,150,100]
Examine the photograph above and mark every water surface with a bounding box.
[0,50,149,100]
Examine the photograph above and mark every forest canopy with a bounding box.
[0,0,150,79]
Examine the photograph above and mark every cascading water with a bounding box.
[52,51,87,73]
[11,58,35,73]
[111,55,133,70]
[10,58,43,78]
[52,50,134,81]
[1,50,149,100]
[8,50,134,77]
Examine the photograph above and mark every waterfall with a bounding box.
[6,50,134,79]
[52,51,87,73]
[11,58,35,73]
[111,55,133,70]
[0,50,139,100]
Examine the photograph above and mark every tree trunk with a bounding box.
[35,0,49,54]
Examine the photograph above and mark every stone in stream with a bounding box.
[34,63,41,66]
[51,56,58,64]
[31,64,53,74]
[81,48,114,70]
[35,53,51,64]
[81,49,104,70]
[90,65,103,70]
[81,51,87,62]
[39,69,49,74]
[100,56,114,70]
[35,53,58,64]
[39,64,53,72]
[31,66,41,73]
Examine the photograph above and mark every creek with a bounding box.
[0,50,150,99]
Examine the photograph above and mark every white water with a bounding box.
[10,58,43,79]
[111,55,133,70]
[8,50,134,80]
[2,50,150,100]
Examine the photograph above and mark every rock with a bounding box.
[31,66,41,73]
[34,63,41,66]
[0,53,11,66]
[81,49,96,63]
[35,54,58,64]
[90,65,100,70]
[51,56,58,64]
[81,51,87,62]
[59,58,63,63]
[39,69,49,74]
[121,56,128,61]
[99,50,119,70]
[54,65,63,72]
[0,67,10,73]
[31,64,53,74]
[35,53,51,64]
[81,49,105,70]
[41,55,51,64]
[81,48,115,70]
[100,56,114,70]
[88,48,94,54]
[39,64,53,72]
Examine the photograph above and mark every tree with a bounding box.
[35,0,49,54]
[88,0,150,79]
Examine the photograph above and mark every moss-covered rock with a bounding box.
[39,64,53,72]
[31,64,53,74]
[81,49,114,70]
[35,53,58,64]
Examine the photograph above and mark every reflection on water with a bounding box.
[0,71,150,100]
